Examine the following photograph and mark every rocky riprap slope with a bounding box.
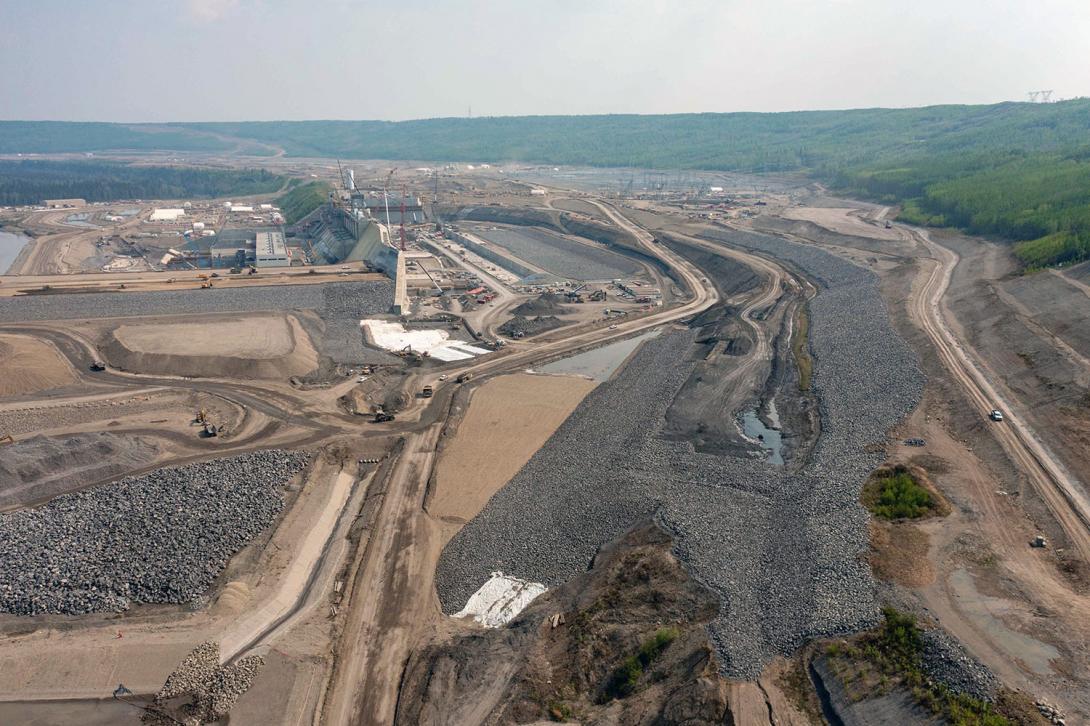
[0,450,309,615]
[437,227,926,678]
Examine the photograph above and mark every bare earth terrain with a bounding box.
[0,162,1086,726]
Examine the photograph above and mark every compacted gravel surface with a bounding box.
[0,450,309,615]
[471,225,640,281]
[437,226,927,678]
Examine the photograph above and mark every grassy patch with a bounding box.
[862,465,936,520]
[276,180,332,224]
[602,627,679,700]
[827,608,1014,726]
[792,304,813,391]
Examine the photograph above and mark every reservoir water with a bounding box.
[0,231,29,273]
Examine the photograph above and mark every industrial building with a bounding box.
[256,230,290,267]
[43,198,86,208]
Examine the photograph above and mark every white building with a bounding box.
[150,208,186,222]
[255,231,290,267]
[230,205,254,213]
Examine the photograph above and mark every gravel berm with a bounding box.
[0,280,394,323]
[0,449,309,615]
[436,226,926,678]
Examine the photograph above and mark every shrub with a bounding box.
[863,466,934,519]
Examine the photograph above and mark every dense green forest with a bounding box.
[3,100,1090,265]
[0,160,285,206]
[276,180,332,224]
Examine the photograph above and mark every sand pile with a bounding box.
[0,432,160,510]
[102,314,319,379]
[0,334,77,397]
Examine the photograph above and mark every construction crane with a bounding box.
[383,168,397,234]
[399,185,408,252]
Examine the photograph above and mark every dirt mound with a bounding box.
[396,523,731,725]
[498,315,564,338]
[102,314,319,380]
[0,334,77,397]
[0,432,159,510]
[511,292,568,317]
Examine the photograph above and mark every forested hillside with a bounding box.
[276,180,332,224]
[0,160,285,206]
[3,100,1089,265]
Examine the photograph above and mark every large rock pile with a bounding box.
[0,450,309,615]
[0,280,394,323]
[437,226,926,678]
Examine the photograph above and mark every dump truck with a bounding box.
[421,385,434,398]
[89,361,106,371]
[374,412,395,423]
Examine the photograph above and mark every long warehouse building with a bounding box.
[256,230,291,267]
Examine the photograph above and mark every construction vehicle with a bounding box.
[203,422,218,437]
[1031,535,1048,548]
[456,373,472,384]
[421,385,434,398]
[374,412,395,423]
[200,281,214,289]
[197,273,210,280]
[89,360,106,371]
[884,220,893,229]
[989,409,1004,422]
[0,434,14,446]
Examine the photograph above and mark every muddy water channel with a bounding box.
[741,408,784,465]
[537,329,661,382]
[0,231,29,273]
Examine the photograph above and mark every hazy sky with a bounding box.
[1,0,1087,122]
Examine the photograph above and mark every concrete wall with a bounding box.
[448,229,534,279]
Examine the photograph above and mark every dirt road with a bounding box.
[321,425,444,726]
[907,227,1090,560]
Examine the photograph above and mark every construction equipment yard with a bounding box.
[0,161,1088,726]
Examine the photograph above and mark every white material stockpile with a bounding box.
[360,319,490,362]
[454,571,546,627]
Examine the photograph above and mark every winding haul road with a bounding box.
[318,200,814,726]
[908,227,1090,560]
